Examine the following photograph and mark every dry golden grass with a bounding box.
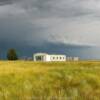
[0,61,100,100]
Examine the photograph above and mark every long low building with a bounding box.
[33,53,79,62]
[34,53,66,62]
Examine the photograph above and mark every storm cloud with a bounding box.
[0,0,100,59]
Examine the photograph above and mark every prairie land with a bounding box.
[0,61,100,100]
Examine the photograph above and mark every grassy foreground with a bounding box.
[0,61,100,100]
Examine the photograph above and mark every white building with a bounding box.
[66,57,79,61]
[73,57,79,61]
[33,53,66,62]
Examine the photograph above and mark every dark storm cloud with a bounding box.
[0,0,19,5]
[0,0,100,46]
[0,14,47,46]
[0,0,12,5]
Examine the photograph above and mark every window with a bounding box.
[60,57,62,59]
[57,57,58,59]
[53,57,55,59]
[36,56,43,61]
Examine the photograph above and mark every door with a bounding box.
[35,56,44,61]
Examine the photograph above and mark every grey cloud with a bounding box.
[0,0,100,49]
[1,0,99,18]
[0,13,49,47]
[18,0,98,18]
[0,0,19,5]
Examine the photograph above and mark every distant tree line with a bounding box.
[7,49,18,60]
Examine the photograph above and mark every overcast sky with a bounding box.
[1,0,100,46]
[0,0,100,59]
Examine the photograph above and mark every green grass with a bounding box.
[0,61,100,100]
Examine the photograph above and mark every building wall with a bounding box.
[66,57,79,61]
[33,53,79,62]
[73,57,79,61]
[45,55,51,62]
[50,55,66,61]
[33,53,47,62]
[33,53,66,62]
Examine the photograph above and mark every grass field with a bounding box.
[0,61,100,100]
